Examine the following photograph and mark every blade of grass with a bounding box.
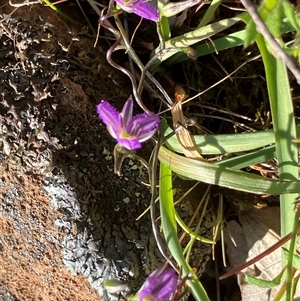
[241,0,300,83]
[151,17,240,71]
[162,18,294,67]
[158,145,300,195]
[42,0,79,24]
[216,145,276,169]
[162,121,275,155]
[164,29,246,67]
[255,33,299,244]
[162,119,300,157]
[159,163,210,301]
[285,204,300,301]
[175,210,214,244]
[198,0,222,28]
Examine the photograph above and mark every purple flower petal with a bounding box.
[133,1,159,21]
[114,0,159,22]
[138,128,158,142]
[97,101,122,139]
[127,112,160,137]
[106,124,120,140]
[120,98,134,128]
[134,112,160,133]
[139,268,178,301]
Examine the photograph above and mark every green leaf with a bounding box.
[151,17,240,70]
[42,0,79,24]
[255,33,298,241]
[158,145,300,195]
[162,120,276,155]
[263,0,283,37]
[217,145,276,169]
[244,267,285,288]
[282,0,300,31]
[163,18,295,67]
[292,274,300,297]
[159,16,171,40]
[198,0,222,28]
[283,247,300,271]
[243,0,282,47]
[244,19,258,47]
[174,210,214,244]
[159,163,210,301]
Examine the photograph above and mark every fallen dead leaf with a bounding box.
[171,85,203,160]
[224,206,300,300]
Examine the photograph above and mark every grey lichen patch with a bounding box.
[0,292,20,301]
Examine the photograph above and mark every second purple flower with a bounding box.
[138,267,178,301]
[114,0,160,22]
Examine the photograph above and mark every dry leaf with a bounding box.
[171,97,203,160]
[224,206,300,300]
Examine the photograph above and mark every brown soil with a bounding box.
[0,165,100,301]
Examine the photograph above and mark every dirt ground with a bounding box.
[0,3,217,301]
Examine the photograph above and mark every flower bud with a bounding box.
[103,279,129,294]
[185,47,197,60]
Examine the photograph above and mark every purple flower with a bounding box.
[97,98,160,150]
[139,268,178,301]
[114,0,159,22]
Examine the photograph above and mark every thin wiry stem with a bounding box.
[97,9,174,111]
[219,225,300,280]
[99,11,151,113]
[113,16,174,108]
[240,0,300,84]
[149,130,177,270]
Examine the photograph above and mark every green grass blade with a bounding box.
[282,0,300,31]
[159,163,210,301]
[42,0,79,24]
[161,18,294,67]
[198,0,222,28]
[162,121,275,155]
[216,145,276,169]
[163,121,300,156]
[151,17,240,70]
[175,210,214,244]
[255,34,298,241]
[285,204,300,300]
[158,145,300,195]
[245,268,285,288]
